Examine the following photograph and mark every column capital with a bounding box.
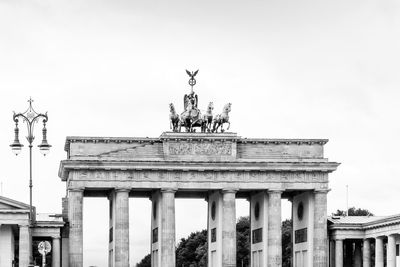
[387,233,399,238]
[69,187,85,193]
[115,187,130,193]
[51,235,61,239]
[221,188,238,194]
[18,223,30,228]
[268,189,284,194]
[335,238,345,241]
[161,188,177,193]
[314,188,331,194]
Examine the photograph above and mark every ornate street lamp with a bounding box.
[10,98,51,226]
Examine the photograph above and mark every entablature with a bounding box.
[59,160,339,181]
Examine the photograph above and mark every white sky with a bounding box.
[1,0,400,266]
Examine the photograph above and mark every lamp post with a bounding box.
[10,98,51,253]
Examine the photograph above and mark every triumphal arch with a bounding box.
[59,72,339,267]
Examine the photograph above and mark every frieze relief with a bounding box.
[167,142,233,156]
[71,170,328,184]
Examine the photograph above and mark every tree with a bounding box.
[282,219,293,267]
[136,217,290,267]
[136,253,151,267]
[236,216,250,266]
[332,207,374,216]
[176,230,208,267]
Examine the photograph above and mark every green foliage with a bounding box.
[136,253,151,267]
[332,207,374,216]
[136,217,294,267]
[282,219,293,267]
[176,229,208,267]
[236,216,250,266]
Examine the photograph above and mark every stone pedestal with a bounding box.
[335,239,343,267]
[68,188,84,267]
[313,190,328,267]
[375,237,384,267]
[363,239,370,267]
[114,188,130,267]
[222,189,237,267]
[19,224,31,267]
[52,236,61,267]
[387,235,396,267]
[268,190,282,267]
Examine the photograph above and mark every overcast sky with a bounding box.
[1,0,400,266]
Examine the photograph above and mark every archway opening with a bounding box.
[130,197,152,266]
[175,197,208,266]
[83,197,109,267]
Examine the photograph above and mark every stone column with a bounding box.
[329,240,335,267]
[160,188,176,267]
[114,188,130,267]
[354,241,362,267]
[52,236,61,267]
[362,239,371,267]
[375,237,384,267]
[313,189,329,267]
[222,189,237,267]
[387,234,396,267]
[68,188,84,267]
[335,239,344,267]
[268,189,282,267]
[19,224,31,267]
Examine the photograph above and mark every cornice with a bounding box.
[64,135,329,152]
[0,209,30,214]
[238,138,328,145]
[34,222,65,228]
[59,160,339,180]
[64,136,160,152]
[329,215,400,231]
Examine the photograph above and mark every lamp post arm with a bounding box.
[13,112,48,145]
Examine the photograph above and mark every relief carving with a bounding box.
[168,142,232,156]
[72,170,328,184]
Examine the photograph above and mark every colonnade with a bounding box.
[0,224,61,267]
[333,235,400,267]
[68,188,329,267]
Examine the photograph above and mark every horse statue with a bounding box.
[169,103,180,132]
[212,103,232,133]
[202,102,214,132]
